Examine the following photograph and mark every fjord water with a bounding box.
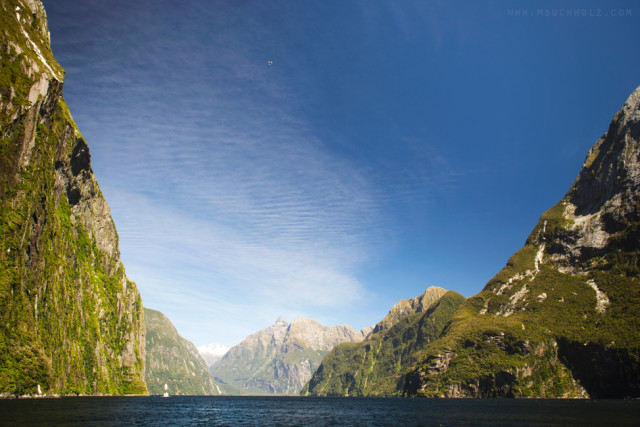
[1,396,639,426]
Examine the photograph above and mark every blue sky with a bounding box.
[43,0,639,346]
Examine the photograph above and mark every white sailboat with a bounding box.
[163,383,169,397]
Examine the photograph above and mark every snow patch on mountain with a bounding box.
[198,343,231,368]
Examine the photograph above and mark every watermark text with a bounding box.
[507,8,632,18]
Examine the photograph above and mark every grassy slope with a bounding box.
[302,291,465,396]
[405,202,640,398]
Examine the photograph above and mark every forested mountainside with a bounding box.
[404,86,640,398]
[0,0,145,395]
[303,288,465,396]
[305,86,640,399]
[144,308,222,395]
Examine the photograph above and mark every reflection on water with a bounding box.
[1,395,639,426]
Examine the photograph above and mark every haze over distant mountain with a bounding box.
[198,343,230,369]
[211,317,372,395]
[403,86,640,398]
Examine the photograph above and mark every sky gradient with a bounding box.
[43,0,639,346]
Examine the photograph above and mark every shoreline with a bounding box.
[0,393,150,399]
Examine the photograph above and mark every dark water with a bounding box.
[1,396,639,426]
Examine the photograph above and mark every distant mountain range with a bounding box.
[149,86,640,398]
[1,0,638,400]
[210,317,372,395]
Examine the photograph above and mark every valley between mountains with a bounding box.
[1,0,639,398]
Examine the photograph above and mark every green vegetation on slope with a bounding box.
[404,88,640,397]
[0,96,146,395]
[405,225,640,397]
[144,308,222,395]
[302,291,465,396]
[0,0,145,396]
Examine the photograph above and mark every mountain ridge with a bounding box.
[304,86,640,399]
[144,308,221,395]
[303,287,465,396]
[404,85,640,398]
[211,316,371,395]
[371,286,448,334]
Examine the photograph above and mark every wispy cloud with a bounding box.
[93,52,387,344]
[53,0,467,345]
[105,141,377,345]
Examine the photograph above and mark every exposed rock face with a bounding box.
[0,0,145,395]
[543,89,640,274]
[372,286,447,334]
[211,317,370,395]
[405,86,640,398]
[302,288,464,396]
[144,308,221,395]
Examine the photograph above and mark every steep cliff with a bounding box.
[405,86,640,398]
[211,317,371,395]
[144,308,222,395]
[302,288,464,396]
[0,0,146,395]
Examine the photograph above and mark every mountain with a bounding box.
[198,343,230,369]
[302,287,465,396]
[211,317,372,395]
[144,308,222,395]
[371,286,449,334]
[0,0,145,395]
[404,86,640,398]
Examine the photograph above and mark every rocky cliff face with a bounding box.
[405,86,640,398]
[211,317,371,395]
[302,288,465,396]
[144,308,221,395]
[371,286,448,334]
[0,0,146,395]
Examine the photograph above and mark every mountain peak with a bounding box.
[529,85,640,275]
[569,84,640,211]
[405,86,640,398]
[211,315,368,395]
[303,290,466,397]
[372,286,448,334]
[621,84,640,115]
